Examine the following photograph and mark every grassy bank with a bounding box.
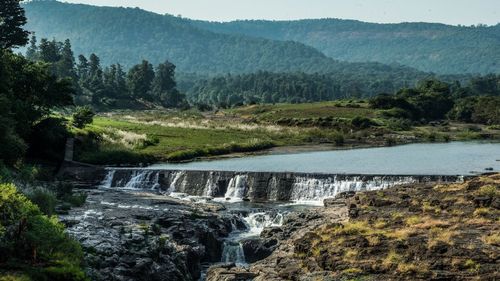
[73,101,500,165]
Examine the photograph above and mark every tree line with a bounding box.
[186,71,500,114]
[25,36,187,109]
[369,78,500,125]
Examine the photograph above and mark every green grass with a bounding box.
[75,116,302,164]
[72,102,499,165]
[226,101,378,121]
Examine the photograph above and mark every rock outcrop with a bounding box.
[209,174,500,281]
[60,189,241,281]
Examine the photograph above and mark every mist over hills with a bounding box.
[194,19,500,75]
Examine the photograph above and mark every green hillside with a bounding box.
[23,0,427,82]
[193,19,500,74]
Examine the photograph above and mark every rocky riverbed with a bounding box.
[59,168,498,281]
[60,189,240,281]
[207,174,500,281]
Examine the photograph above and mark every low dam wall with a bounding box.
[99,168,466,202]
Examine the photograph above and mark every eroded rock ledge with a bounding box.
[208,174,499,281]
[60,189,238,281]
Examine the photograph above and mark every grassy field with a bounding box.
[73,101,500,165]
[225,101,377,121]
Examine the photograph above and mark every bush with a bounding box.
[386,118,412,131]
[0,183,87,280]
[351,116,376,129]
[25,188,57,216]
[72,106,95,129]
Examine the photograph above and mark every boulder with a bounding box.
[241,238,278,263]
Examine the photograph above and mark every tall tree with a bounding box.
[127,60,155,100]
[58,39,76,79]
[26,35,38,61]
[0,0,29,49]
[76,55,89,81]
[151,60,185,107]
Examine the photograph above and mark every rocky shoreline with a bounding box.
[59,172,499,281]
[207,174,500,281]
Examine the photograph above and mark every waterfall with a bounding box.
[98,169,458,203]
[100,170,115,188]
[290,176,417,203]
[267,176,279,201]
[205,172,219,197]
[221,240,245,265]
[221,210,285,266]
[123,170,160,189]
[168,171,185,194]
[224,175,248,201]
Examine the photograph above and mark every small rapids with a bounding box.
[220,210,286,266]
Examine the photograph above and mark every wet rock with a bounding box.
[206,266,257,281]
[335,191,357,199]
[260,227,284,239]
[61,189,235,281]
[323,198,345,208]
[241,238,278,263]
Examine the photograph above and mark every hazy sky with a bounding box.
[61,0,499,26]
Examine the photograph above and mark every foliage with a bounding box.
[72,106,95,128]
[28,37,188,109]
[187,71,390,107]
[0,1,74,166]
[0,184,87,280]
[370,77,500,124]
[195,19,500,74]
[23,1,431,89]
[0,0,29,49]
[27,117,69,162]
[24,187,57,216]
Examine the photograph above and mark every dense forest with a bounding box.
[25,37,186,109]
[186,71,500,109]
[194,19,500,75]
[23,1,431,85]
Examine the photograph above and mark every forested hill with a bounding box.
[193,19,500,75]
[23,0,428,82]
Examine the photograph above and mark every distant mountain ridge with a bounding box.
[23,1,427,78]
[193,19,500,74]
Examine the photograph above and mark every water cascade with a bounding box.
[100,169,464,203]
[224,175,248,201]
[290,175,418,203]
[221,240,246,265]
[100,170,115,188]
[221,210,285,266]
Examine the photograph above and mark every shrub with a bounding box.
[386,118,412,131]
[72,106,95,129]
[25,188,57,216]
[475,185,498,198]
[351,116,376,129]
[0,183,86,280]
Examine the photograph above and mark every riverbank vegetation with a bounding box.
[72,98,500,165]
[0,1,87,279]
